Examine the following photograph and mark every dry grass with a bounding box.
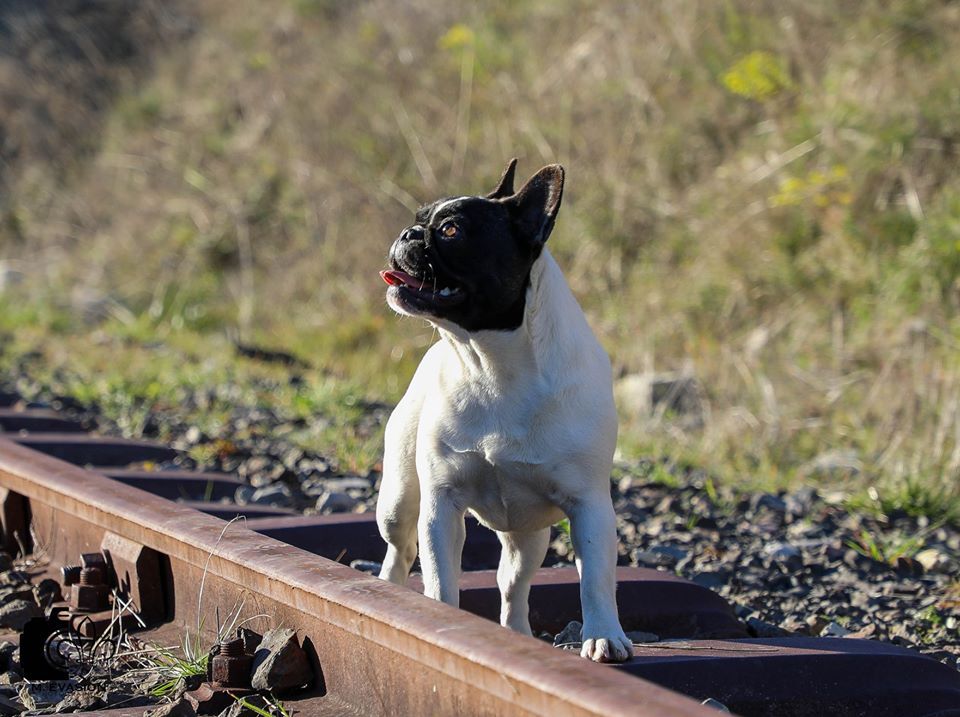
[1,0,960,511]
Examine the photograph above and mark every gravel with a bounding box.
[2,376,958,674]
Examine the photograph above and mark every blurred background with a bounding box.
[1,0,959,520]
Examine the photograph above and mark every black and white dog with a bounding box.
[376,160,632,663]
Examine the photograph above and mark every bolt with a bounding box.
[61,565,81,586]
[211,638,252,688]
[70,566,110,612]
[80,552,107,570]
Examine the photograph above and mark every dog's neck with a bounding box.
[436,249,590,386]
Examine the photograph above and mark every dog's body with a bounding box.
[376,161,632,663]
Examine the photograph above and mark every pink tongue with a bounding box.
[380,269,418,287]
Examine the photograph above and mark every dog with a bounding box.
[376,160,632,663]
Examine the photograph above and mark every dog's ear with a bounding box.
[485,158,518,199]
[503,164,565,248]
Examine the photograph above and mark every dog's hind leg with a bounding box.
[496,528,550,634]
[376,402,421,585]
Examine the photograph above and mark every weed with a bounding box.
[845,528,926,565]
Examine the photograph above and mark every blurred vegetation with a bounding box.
[1,0,959,514]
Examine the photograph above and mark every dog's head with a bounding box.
[381,160,564,332]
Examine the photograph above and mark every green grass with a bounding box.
[1,0,960,520]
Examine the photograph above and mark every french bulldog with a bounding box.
[376,160,632,663]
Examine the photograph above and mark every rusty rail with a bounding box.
[0,437,710,716]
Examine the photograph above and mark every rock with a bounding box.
[249,484,293,508]
[17,681,73,711]
[751,493,787,513]
[54,688,102,713]
[144,696,198,717]
[35,578,63,605]
[701,697,731,712]
[0,584,33,605]
[315,490,358,514]
[746,616,790,638]
[0,671,21,685]
[349,560,382,574]
[625,630,659,643]
[847,623,876,639]
[615,372,702,418]
[234,485,255,504]
[916,548,949,572]
[238,628,263,655]
[0,695,21,716]
[553,621,582,648]
[633,545,687,568]
[251,628,313,694]
[820,622,852,638]
[764,542,803,571]
[322,476,371,493]
[801,450,861,479]
[0,599,40,630]
[691,571,729,590]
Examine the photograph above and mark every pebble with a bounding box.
[251,628,313,694]
[249,483,293,507]
[315,490,358,513]
[144,696,197,717]
[349,560,382,574]
[553,620,582,647]
[820,622,853,638]
[0,599,41,631]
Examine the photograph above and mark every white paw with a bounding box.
[580,629,634,663]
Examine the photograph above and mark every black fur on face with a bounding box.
[382,160,565,332]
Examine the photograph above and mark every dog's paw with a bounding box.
[580,629,634,663]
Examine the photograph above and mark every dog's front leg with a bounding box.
[568,496,633,663]
[417,490,465,606]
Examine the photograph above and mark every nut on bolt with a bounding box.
[69,566,110,612]
[211,638,253,688]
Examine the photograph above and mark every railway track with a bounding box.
[0,398,958,716]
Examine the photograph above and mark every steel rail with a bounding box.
[0,437,712,716]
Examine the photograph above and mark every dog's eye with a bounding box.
[439,222,459,239]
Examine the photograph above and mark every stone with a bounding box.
[801,450,861,479]
[349,560,382,574]
[322,476,371,493]
[238,628,263,655]
[0,599,40,630]
[553,621,582,648]
[0,671,20,685]
[751,493,787,513]
[916,548,949,572]
[764,542,803,571]
[0,695,21,716]
[315,490,358,514]
[820,622,852,638]
[701,697,731,712]
[746,616,790,638]
[145,696,198,717]
[249,484,293,507]
[691,571,729,591]
[54,688,102,713]
[251,628,313,694]
[625,630,659,643]
[614,372,702,418]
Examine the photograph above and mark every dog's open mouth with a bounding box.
[380,269,466,308]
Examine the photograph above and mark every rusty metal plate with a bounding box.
[10,434,178,466]
[246,513,501,568]
[615,637,960,716]
[408,567,747,638]
[98,469,242,501]
[0,408,85,433]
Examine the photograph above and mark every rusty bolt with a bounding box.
[69,566,110,612]
[61,565,82,586]
[211,638,253,688]
[80,552,107,569]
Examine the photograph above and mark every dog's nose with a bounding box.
[400,225,425,243]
